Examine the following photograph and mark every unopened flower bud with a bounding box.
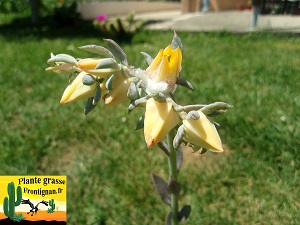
[144,98,179,148]
[77,58,119,78]
[60,72,97,104]
[104,73,132,105]
[183,110,223,152]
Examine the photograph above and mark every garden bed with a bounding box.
[78,1,181,20]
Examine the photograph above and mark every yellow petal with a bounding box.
[105,73,131,105]
[60,72,97,104]
[163,45,173,55]
[183,111,223,152]
[146,45,182,89]
[146,49,163,75]
[144,98,179,147]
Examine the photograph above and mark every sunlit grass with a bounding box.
[0,28,299,224]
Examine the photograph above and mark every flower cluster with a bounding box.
[46,33,232,153]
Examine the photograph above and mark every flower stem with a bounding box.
[167,129,179,225]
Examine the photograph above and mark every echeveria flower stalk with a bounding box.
[45,32,231,225]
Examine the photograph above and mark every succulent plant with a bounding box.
[93,14,145,42]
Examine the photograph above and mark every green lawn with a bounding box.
[0,17,299,224]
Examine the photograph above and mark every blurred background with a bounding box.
[0,0,299,224]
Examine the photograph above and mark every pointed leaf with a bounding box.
[103,39,129,66]
[176,146,183,171]
[82,74,95,86]
[152,173,171,206]
[128,97,148,113]
[140,52,153,66]
[165,211,172,225]
[168,176,181,197]
[95,58,119,70]
[78,45,114,58]
[200,148,208,155]
[135,116,144,130]
[200,102,233,116]
[127,83,139,100]
[173,125,184,150]
[93,84,101,105]
[105,74,116,90]
[176,77,194,90]
[178,205,191,222]
[158,141,170,157]
[84,98,97,115]
[186,110,200,120]
[207,109,227,117]
[171,31,183,52]
[47,53,77,65]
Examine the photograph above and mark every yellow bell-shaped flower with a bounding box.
[144,98,179,148]
[77,58,118,78]
[183,111,223,152]
[60,72,97,104]
[146,45,182,88]
[104,73,131,106]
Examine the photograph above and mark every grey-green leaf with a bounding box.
[176,77,194,90]
[135,116,144,130]
[140,52,153,66]
[84,98,97,115]
[168,176,181,197]
[171,31,183,52]
[152,173,171,206]
[176,146,183,171]
[105,74,116,91]
[82,74,95,86]
[95,58,119,70]
[178,205,191,222]
[200,102,233,116]
[173,125,184,150]
[103,39,129,66]
[78,45,114,58]
[165,211,171,225]
[93,84,101,105]
[47,54,77,65]
[127,83,139,100]
[186,110,200,120]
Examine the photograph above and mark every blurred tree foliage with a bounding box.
[0,0,77,14]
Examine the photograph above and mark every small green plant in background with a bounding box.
[3,182,22,220]
[12,213,25,222]
[93,13,145,42]
[47,199,56,213]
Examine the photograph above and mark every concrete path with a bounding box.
[136,10,300,33]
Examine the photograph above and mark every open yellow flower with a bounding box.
[77,58,119,78]
[144,98,179,148]
[60,72,97,104]
[183,111,223,152]
[104,73,132,105]
[146,45,182,89]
